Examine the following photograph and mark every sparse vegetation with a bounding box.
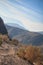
[17,45,42,64]
[0,34,43,65]
[17,47,25,58]
[0,34,8,40]
[0,34,9,46]
[0,34,19,46]
[12,39,19,46]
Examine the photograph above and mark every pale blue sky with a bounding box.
[0,0,43,31]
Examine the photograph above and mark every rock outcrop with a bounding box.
[0,17,7,34]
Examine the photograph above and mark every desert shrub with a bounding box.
[2,35,9,42]
[0,35,8,41]
[24,46,41,62]
[17,47,25,58]
[17,45,41,63]
[0,34,9,43]
[12,39,19,46]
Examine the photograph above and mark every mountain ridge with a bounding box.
[5,24,43,46]
[6,23,25,30]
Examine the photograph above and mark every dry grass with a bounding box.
[17,45,43,64]
[0,34,9,42]
[12,39,19,46]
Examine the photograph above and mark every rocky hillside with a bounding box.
[0,34,43,65]
[0,34,31,65]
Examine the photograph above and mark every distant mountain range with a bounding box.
[5,24,43,46]
[0,17,43,46]
[6,23,43,35]
[6,23,25,30]
[39,31,43,35]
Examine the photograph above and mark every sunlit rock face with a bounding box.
[0,17,8,34]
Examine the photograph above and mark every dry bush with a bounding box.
[17,45,41,63]
[25,46,41,62]
[34,61,43,65]
[0,34,9,43]
[12,39,19,46]
[17,47,25,58]
[2,35,9,42]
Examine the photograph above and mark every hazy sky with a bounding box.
[0,0,43,32]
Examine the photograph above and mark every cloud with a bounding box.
[0,0,43,32]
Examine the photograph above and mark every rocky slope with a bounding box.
[0,34,43,65]
[0,35,33,65]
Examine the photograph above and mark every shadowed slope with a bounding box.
[0,17,7,34]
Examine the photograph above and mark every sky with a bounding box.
[0,0,43,32]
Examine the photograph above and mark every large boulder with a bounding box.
[0,17,8,34]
